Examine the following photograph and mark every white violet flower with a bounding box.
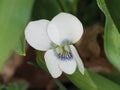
[25,12,84,78]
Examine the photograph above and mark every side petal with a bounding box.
[70,45,84,74]
[47,12,83,45]
[25,20,52,51]
[45,49,62,78]
[58,57,77,75]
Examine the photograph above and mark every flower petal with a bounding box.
[47,12,83,45]
[58,57,77,74]
[44,49,62,78]
[25,20,52,51]
[70,45,84,74]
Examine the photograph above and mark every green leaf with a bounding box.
[66,69,97,90]
[14,34,26,56]
[97,0,120,71]
[0,0,34,68]
[101,73,120,85]
[57,0,78,14]
[105,0,120,33]
[0,84,6,89]
[7,83,18,90]
[18,82,28,90]
[1,82,28,90]
[54,79,67,90]
[68,70,120,90]
[36,51,48,71]
[89,71,120,90]
[32,0,78,21]
[32,0,62,20]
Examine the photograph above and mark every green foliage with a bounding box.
[89,71,120,90]
[32,0,78,20]
[14,34,26,56]
[77,0,104,26]
[0,82,28,90]
[97,0,120,71]
[57,0,77,14]
[54,79,67,90]
[36,51,48,71]
[101,73,120,85]
[36,51,97,90]
[32,0,120,89]
[0,0,34,68]
[105,0,120,33]
[1,0,120,89]
[37,51,120,90]
[66,69,97,90]
[32,0,62,20]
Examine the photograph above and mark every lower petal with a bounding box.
[70,45,84,75]
[58,57,77,74]
[44,49,62,78]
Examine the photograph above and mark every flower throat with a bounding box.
[54,44,73,61]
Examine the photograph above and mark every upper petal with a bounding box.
[25,20,52,51]
[44,49,62,78]
[70,45,84,74]
[47,12,83,45]
[58,56,77,74]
